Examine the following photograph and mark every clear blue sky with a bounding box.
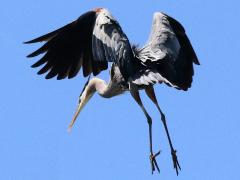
[1,0,239,179]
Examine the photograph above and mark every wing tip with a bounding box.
[26,53,35,58]
[31,64,38,68]
[194,58,200,65]
[24,35,48,44]
[26,51,40,58]
[24,39,36,44]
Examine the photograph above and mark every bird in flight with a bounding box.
[25,8,199,175]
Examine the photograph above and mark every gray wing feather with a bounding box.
[133,12,199,90]
[92,10,134,78]
[138,12,181,63]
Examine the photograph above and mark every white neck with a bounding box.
[88,77,125,98]
[68,77,125,130]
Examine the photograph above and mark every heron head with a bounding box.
[68,76,94,131]
[93,7,104,13]
[93,8,113,19]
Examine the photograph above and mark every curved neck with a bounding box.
[89,77,125,98]
[88,78,108,97]
[68,77,125,130]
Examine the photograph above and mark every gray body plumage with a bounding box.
[100,64,129,98]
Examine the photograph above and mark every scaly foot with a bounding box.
[149,151,161,174]
[171,149,181,175]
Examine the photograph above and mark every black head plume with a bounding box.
[78,75,91,103]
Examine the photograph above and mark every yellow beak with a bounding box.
[67,92,94,132]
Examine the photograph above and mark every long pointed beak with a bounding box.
[68,101,83,131]
[67,76,92,132]
[67,92,94,132]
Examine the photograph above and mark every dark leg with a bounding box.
[130,83,160,174]
[145,86,181,175]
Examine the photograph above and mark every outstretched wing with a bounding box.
[25,8,134,80]
[134,12,200,90]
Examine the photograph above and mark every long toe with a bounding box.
[150,151,161,173]
[171,150,181,175]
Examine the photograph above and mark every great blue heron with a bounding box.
[25,8,199,175]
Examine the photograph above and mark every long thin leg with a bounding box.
[145,86,181,175]
[130,83,160,174]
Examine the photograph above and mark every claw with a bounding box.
[171,149,181,175]
[149,150,161,174]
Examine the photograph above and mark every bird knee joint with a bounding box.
[161,113,166,123]
[147,117,152,125]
